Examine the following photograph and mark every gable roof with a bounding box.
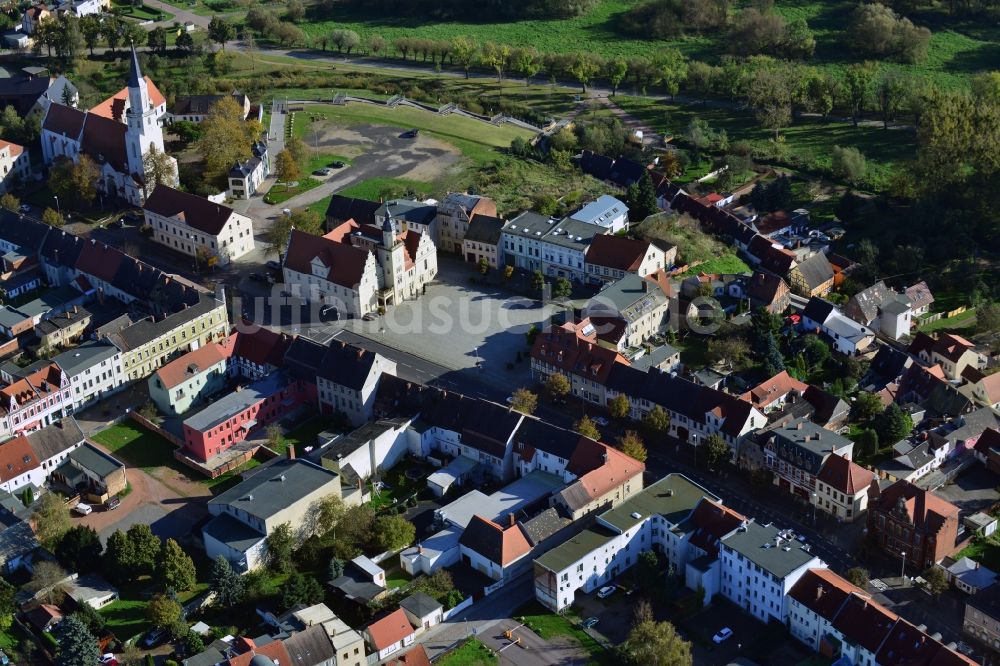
[747,271,788,306]
[530,319,626,385]
[324,194,380,227]
[816,454,874,496]
[873,480,959,535]
[144,185,238,236]
[24,417,84,462]
[282,624,335,665]
[154,341,231,390]
[905,281,934,311]
[793,253,835,290]
[788,567,859,623]
[89,76,165,121]
[225,640,292,666]
[459,514,533,566]
[0,434,39,482]
[802,297,836,325]
[845,280,908,324]
[284,229,372,289]
[316,340,381,391]
[464,214,505,245]
[688,498,746,557]
[230,326,291,368]
[366,608,414,650]
[741,371,807,410]
[398,592,442,620]
[584,234,654,272]
[385,645,432,666]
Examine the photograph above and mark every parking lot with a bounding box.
[934,466,1000,516]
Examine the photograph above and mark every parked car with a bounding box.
[73,503,93,516]
[313,168,332,176]
[402,128,419,138]
[362,312,377,321]
[18,204,30,213]
[104,496,120,511]
[99,654,119,666]
[581,617,599,629]
[597,585,616,599]
[712,628,734,644]
[330,161,345,168]
[282,208,292,216]
[593,417,609,427]
[266,260,281,271]
[320,305,340,322]
[142,628,168,648]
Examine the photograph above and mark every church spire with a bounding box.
[128,43,142,88]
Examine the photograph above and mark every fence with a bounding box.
[442,595,474,621]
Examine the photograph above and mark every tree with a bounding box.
[143,145,175,198]
[846,3,930,63]
[54,615,99,666]
[176,30,195,53]
[545,373,571,401]
[532,269,545,293]
[510,388,538,415]
[103,529,136,584]
[875,402,913,444]
[643,405,670,436]
[762,332,785,376]
[28,561,68,604]
[636,550,659,584]
[275,150,301,190]
[55,525,102,572]
[33,492,70,550]
[620,601,692,666]
[328,557,345,582]
[608,394,631,420]
[567,51,601,93]
[264,214,295,258]
[619,430,648,462]
[147,26,167,54]
[745,66,793,140]
[480,41,511,84]
[575,415,601,439]
[0,578,14,632]
[851,391,883,424]
[50,155,99,208]
[286,0,305,20]
[80,14,101,55]
[922,566,949,597]
[832,146,866,186]
[845,567,870,589]
[844,62,877,128]
[42,208,65,228]
[159,539,197,593]
[127,524,161,578]
[707,337,750,370]
[653,48,688,97]
[525,324,540,347]
[697,434,731,471]
[147,594,182,628]
[477,257,489,275]
[312,494,345,537]
[552,277,573,299]
[281,572,324,609]
[451,36,478,78]
[373,514,416,552]
[626,171,659,222]
[0,193,19,212]
[207,16,235,50]
[337,505,375,557]
[196,96,263,186]
[512,46,541,86]
[855,428,879,461]
[607,56,628,95]
[209,555,244,607]
[266,522,295,573]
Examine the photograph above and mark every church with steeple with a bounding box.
[40,46,177,206]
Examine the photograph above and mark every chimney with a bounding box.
[796,422,803,430]
[287,444,295,460]
[509,513,516,527]
[73,305,78,314]
[816,585,824,601]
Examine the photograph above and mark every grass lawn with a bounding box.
[681,252,750,277]
[956,535,1000,571]
[271,415,331,455]
[675,334,710,368]
[204,458,261,493]
[383,563,412,590]
[918,308,977,333]
[337,177,438,201]
[436,638,498,666]
[99,599,151,641]
[304,153,353,174]
[91,423,180,472]
[514,601,608,664]
[264,177,323,204]
[293,103,533,167]
[112,0,172,21]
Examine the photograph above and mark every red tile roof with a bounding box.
[740,370,807,410]
[78,112,130,174]
[154,341,231,390]
[978,373,1000,405]
[688,498,746,556]
[787,568,860,622]
[0,364,62,416]
[816,454,874,496]
[584,234,653,272]
[144,185,238,236]
[284,229,373,289]
[0,433,40,483]
[366,608,415,651]
[401,230,421,271]
[568,439,645,502]
[0,140,24,158]
[386,645,431,666]
[231,326,291,368]
[89,77,166,121]
[875,480,959,535]
[831,592,899,653]
[75,239,127,284]
[458,515,532,566]
[225,640,292,666]
[530,319,627,385]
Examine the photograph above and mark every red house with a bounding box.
[181,372,307,462]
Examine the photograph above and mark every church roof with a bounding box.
[89,76,165,122]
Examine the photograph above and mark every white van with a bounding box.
[73,503,93,516]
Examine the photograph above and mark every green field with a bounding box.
[290,0,997,88]
[112,0,172,21]
[956,535,1000,571]
[264,176,323,204]
[91,423,180,472]
[514,601,609,664]
[99,599,152,640]
[918,308,977,332]
[436,639,498,666]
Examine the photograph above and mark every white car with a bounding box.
[712,627,734,644]
[593,417,609,427]
[597,585,616,599]
[73,503,93,516]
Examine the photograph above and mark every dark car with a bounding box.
[320,305,340,322]
[402,129,419,138]
[104,496,120,511]
[266,260,281,271]
[330,161,345,168]
[248,272,266,283]
[142,628,168,648]
[312,168,332,176]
